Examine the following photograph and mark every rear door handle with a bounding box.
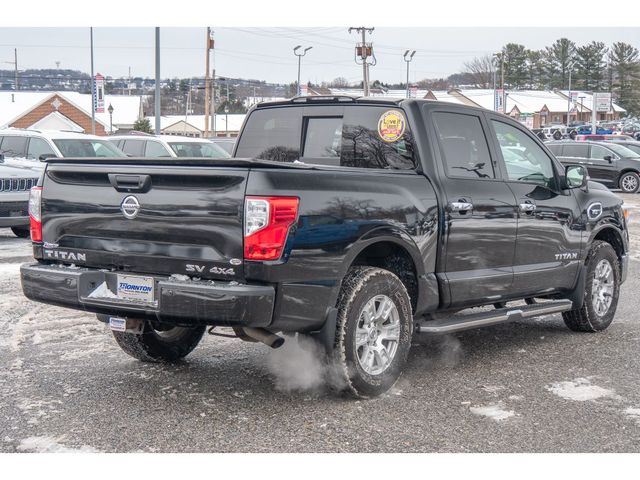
[449,201,473,213]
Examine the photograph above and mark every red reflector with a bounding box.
[30,216,42,242]
[244,196,299,261]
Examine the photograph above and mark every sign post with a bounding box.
[495,88,504,113]
[591,92,612,134]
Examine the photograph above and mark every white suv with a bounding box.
[0,129,126,238]
[109,134,230,159]
[0,128,126,162]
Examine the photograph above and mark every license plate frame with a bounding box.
[116,274,155,304]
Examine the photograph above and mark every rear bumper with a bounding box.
[20,263,275,327]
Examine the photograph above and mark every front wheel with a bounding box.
[111,321,206,362]
[11,226,30,238]
[563,241,620,332]
[619,172,640,194]
[332,267,413,398]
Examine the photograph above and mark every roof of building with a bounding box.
[0,91,143,130]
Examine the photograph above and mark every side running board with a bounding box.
[415,299,573,335]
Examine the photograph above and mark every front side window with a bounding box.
[302,117,342,159]
[0,135,28,157]
[53,139,125,157]
[590,144,614,160]
[121,140,145,156]
[433,112,494,179]
[492,120,556,188]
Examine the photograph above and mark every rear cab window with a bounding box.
[235,104,417,170]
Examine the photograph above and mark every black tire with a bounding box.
[553,130,562,140]
[332,267,413,398]
[11,226,30,238]
[563,240,620,332]
[618,171,640,194]
[111,322,206,362]
[569,130,577,140]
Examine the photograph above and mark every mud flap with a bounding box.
[565,264,587,309]
[308,307,338,353]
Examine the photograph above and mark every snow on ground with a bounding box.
[469,403,515,421]
[545,378,620,402]
[17,436,100,453]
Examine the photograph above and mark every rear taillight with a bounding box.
[28,186,42,242]
[244,196,299,261]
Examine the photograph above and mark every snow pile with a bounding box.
[624,407,640,424]
[169,274,190,282]
[266,335,346,394]
[87,282,118,299]
[546,378,619,401]
[469,403,515,421]
[17,436,100,453]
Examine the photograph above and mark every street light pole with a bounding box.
[293,46,312,96]
[154,27,161,136]
[566,62,574,125]
[492,53,499,111]
[403,50,416,99]
[107,103,114,134]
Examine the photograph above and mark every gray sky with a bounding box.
[0,27,638,85]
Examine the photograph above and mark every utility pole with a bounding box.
[566,63,573,125]
[293,45,312,96]
[204,27,212,137]
[349,27,375,96]
[501,52,505,114]
[154,27,161,136]
[211,68,216,136]
[90,28,96,135]
[4,48,18,91]
[403,50,416,98]
[492,53,499,111]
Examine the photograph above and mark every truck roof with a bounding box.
[255,95,489,115]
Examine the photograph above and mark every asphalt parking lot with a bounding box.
[1,193,640,453]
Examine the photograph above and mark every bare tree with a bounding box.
[462,54,496,88]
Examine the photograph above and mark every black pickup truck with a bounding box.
[21,97,630,398]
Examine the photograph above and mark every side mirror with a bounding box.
[39,153,58,161]
[565,164,589,189]
[603,155,613,163]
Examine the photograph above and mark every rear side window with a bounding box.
[121,139,145,156]
[562,144,589,158]
[145,141,171,157]
[0,135,28,157]
[433,112,494,179]
[27,137,56,160]
[235,106,417,170]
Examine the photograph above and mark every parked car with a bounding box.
[208,138,236,155]
[575,134,636,142]
[21,97,629,398]
[0,157,40,237]
[109,135,230,159]
[546,140,640,193]
[0,129,126,162]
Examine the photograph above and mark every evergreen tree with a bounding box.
[133,118,153,134]
[498,44,529,89]
[575,41,608,91]
[608,42,640,115]
[545,38,577,89]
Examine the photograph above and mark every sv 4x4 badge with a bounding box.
[185,264,235,276]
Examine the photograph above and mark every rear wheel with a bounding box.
[563,241,620,332]
[111,322,206,362]
[332,267,413,398]
[619,172,640,194]
[11,226,30,238]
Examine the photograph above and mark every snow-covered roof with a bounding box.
[0,91,143,129]
[429,90,468,105]
[145,114,246,133]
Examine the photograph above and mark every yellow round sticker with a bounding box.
[377,110,406,143]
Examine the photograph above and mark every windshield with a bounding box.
[53,139,125,157]
[607,143,640,158]
[168,141,230,158]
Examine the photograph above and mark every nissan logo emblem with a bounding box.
[121,195,141,219]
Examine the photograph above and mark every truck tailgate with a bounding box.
[40,163,248,281]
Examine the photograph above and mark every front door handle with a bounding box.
[519,202,536,214]
[449,201,474,213]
